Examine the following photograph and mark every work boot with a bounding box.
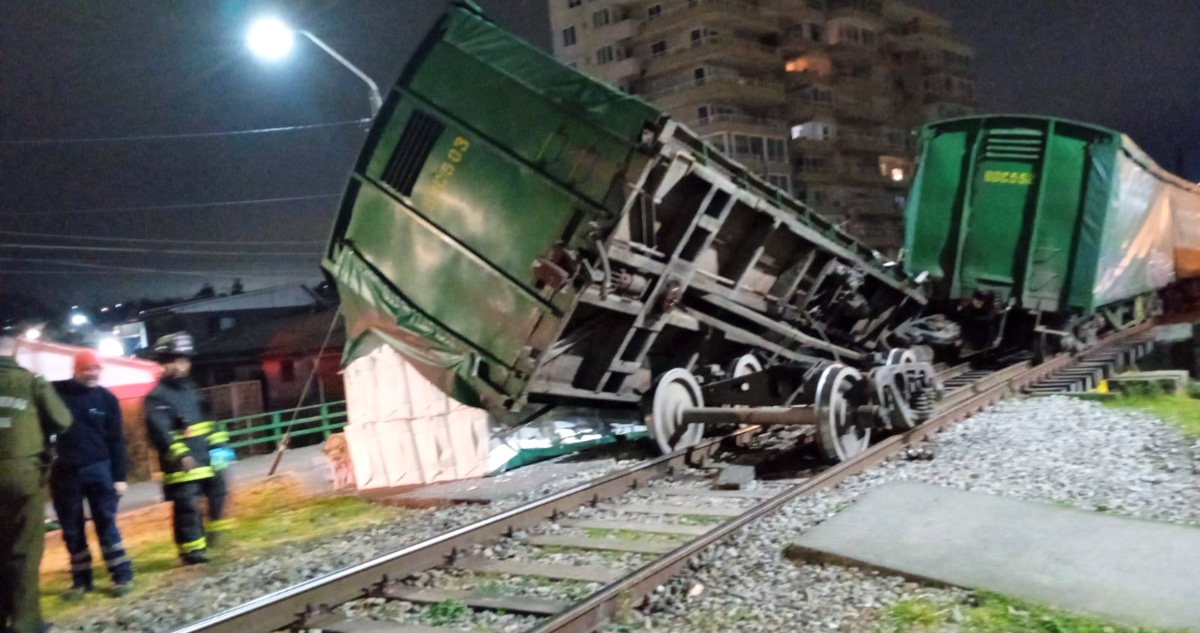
[60,585,90,601]
[206,531,220,548]
[111,582,134,597]
[181,551,210,566]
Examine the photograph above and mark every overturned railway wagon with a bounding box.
[904,115,1200,356]
[324,4,942,461]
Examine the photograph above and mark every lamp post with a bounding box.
[248,18,383,116]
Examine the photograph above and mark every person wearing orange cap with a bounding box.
[50,350,134,600]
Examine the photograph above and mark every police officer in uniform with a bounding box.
[0,334,73,633]
[144,332,227,565]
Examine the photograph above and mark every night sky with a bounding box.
[1,0,1197,309]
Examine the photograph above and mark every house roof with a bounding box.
[192,309,346,362]
[139,283,324,317]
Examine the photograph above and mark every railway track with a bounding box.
[173,323,1154,633]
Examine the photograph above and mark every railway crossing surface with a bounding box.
[789,481,1200,631]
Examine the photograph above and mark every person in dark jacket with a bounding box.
[51,350,134,599]
[143,332,219,565]
[1,334,73,633]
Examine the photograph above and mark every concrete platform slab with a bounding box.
[787,482,1200,631]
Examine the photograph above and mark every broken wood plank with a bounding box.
[383,587,567,616]
[451,556,621,583]
[527,535,678,555]
[559,518,711,536]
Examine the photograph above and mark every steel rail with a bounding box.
[171,428,759,633]
[525,322,1152,633]
[174,323,1150,633]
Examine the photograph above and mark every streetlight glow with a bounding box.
[98,337,125,358]
[70,314,88,327]
[248,18,295,60]
[24,328,41,341]
[246,18,382,115]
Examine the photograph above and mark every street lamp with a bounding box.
[247,17,383,115]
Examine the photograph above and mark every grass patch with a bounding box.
[1102,393,1200,439]
[420,599,470,626]
[40,476,409,622]
[878,593,1183,633]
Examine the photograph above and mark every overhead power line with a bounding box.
[1,193,341,216]
[0,229,325,246]
[0,244,322,256]
[0,257,318,279]
[0,119,371,146]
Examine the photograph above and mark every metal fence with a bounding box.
[217,400,347,455]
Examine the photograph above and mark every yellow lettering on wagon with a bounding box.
[431,136,473,189]
[983,170,1034,186]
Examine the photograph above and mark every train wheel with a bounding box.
[730,354,763,377]
[646,368,706,455]
[813,365,871,462]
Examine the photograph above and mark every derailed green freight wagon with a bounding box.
[326,3,944,462]
[903,115,1185,354]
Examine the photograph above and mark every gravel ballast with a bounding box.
[60,396,1200,632]
[593,395,1200,632]
[55,459,636,632]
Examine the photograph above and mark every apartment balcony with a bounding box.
[641,0,776,39]
[684,113,788,137]
[831,74,892,97]
[780,30,823,57]
[790,137,837,153]
[595,18,640,42]
[597,57,643,84]
[787,99,835,122]
[837,133,905,155]
[728,154,790,177]
[644,75,786,111]
[840,167,896,187]
[827,2,886,26]
[645,35,781,77]
[793,170,841,184]
[834,101,891,123]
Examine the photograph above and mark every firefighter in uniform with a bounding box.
[0,334,73,633]
[144,332,232,565]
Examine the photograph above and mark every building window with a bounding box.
[281,359,296,383]
[693,67,706,80]
[697,105,710,120]
[562,26,577,47]
[647,4,662,19]
[568,0,582,7]
[810,24,824,42]
[593,8,610,27]
[650,40,667,55]
[767,138,787,162]
[691,29,703,42]
[767,174,791,193]
[704,133,727,153]
[596,45,614,64]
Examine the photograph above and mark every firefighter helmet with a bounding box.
[153,332,195,359]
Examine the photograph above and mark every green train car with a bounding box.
[325,3,944,461]
[903,115,1200,356]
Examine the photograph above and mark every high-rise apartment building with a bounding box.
[549,0,976,254]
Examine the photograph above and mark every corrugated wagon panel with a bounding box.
[903,125,972,284]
